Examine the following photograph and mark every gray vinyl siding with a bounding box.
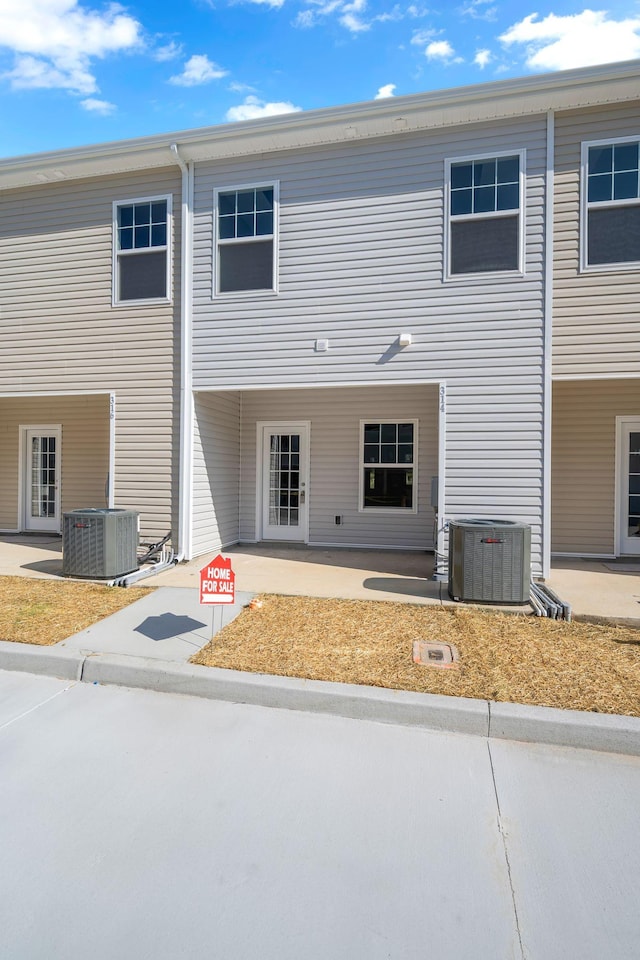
[192,391,241,555]
[237,384,438,548]
[192,116,547,571]
[0,167,181,540]
[552,378,640,555]
[553,103,640,378]
[0,395,109,530]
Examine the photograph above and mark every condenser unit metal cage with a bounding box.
[62,508,139,579]
[448,518,531,604]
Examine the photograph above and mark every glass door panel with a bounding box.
[261,424,308,541]
[619,423,640,555]
[626,431,640,545]
[24,427,61,532]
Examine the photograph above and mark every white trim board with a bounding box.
[194,378,443,393]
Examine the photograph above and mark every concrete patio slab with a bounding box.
[0,534,64,579]
[153,544,443,604]
[548,557,640,623]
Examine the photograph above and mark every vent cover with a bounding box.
[63,508,139,579]
[448,518,531,604]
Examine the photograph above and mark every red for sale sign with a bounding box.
[199,554,236,605]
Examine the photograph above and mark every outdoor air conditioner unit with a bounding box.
[448,518,531,604]
[63,508,139,579]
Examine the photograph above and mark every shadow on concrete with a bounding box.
[362,577,443,600]
[134,613,207,642]
[21,560,64,576]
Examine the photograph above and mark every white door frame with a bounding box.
[256,421,310,543]
[615,416,640,556]
[20,424,62,533]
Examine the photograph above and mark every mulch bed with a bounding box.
[0,576,149,645]
[192,594,640,717]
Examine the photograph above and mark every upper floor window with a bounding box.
[582,138,640,269]
[445,152,524,278]
[113,196,171,304]
[214,183,278,295]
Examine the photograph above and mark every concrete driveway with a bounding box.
[1,669,639,960]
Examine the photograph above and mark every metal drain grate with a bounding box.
[412,641,459,668]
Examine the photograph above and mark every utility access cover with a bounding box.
[413,641,459,668]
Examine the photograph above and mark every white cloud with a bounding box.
[375,82,396,98]
[294,9,316,26]
[460,0,497,21]
[81,96,116,114]
[425,39,455,60]
[0,0,141,94]
[474,48,491,68]
[228,80,257,93]
[239,0,286,6]
[340,12,369,30]
[225,95,302,122]
[373,5,403,23]
[411,28,437,46]
[339,0,369,32]
[169,54,228,86]
[500,10,640,71]
[153,41,183,63]
[296,0,402,33]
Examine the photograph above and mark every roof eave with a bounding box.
[0,58,638,191]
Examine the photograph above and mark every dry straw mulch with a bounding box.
[192,595,640,717]
[0,576,149,645]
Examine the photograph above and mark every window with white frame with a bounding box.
[215,184,277,294]
[446,153,523,277]
[360,421,416,511]
[583,138,640,268]
[113,196,171,303]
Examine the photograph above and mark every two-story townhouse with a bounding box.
[186,60,639,579]
[0,59,638,579]
[551,100,640,559]
[0,154,183,545]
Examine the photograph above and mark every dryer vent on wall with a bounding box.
[448,518,531,604]
[63,508,139,579]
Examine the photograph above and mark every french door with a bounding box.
[23,426,61,532]
[618,419,640,555]
[260,423,309,541]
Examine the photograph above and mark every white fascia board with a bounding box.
[0,60,639,191]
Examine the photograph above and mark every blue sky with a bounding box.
[1,0,640,157]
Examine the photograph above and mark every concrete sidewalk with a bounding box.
[58,586,254,663]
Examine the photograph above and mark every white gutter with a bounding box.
[171,142,194,562]
[542,110,554,580]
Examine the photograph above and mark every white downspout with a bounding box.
[171,142,194,561]
[542,111,554,580]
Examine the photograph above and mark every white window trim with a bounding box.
[358,419,419,515]
[213,180,280,299]
[443,148,526,282]
[112,194,173,307]
[580,135,640,274]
